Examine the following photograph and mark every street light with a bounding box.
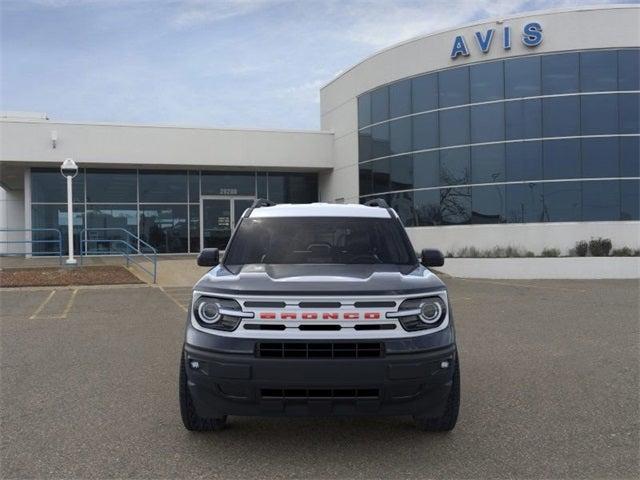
[60,158,78,265]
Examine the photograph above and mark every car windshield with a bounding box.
[224,216,416,266]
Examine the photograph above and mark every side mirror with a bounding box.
[421,248,444,267]
[197,248,220,267]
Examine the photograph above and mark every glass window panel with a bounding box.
[86,204,138,254]
[189,204,200,253]
[359,128,373,162]
[471,185,505,224]
[412,112,438,151]
[413,151,440,189]
[505,99,542,140]
[370,86,389,123]
[257,172,268,198]
[619,49,640,91]
[86,169,137,203]
[267,173,317,203]
[621,179,639,220]
[582,137,619,178]
[440,147,470,186]
[389,79,411,118]
[543,139,581,180]
[505,56,541,98]
[371,123,390,158]
[139,205,188,253]
[506,183,544,223]
[390,155,413,191]
[581,94,618,135]
[580,51,618,92]
[543,181,581,222]
[506,141,543,182]
[440,187,471,225]
[359,163,373,197]
[471,144,505,183]
[389,191,414,226]
[189,171,200,202]
[620,137,640,177]
[470,61,504,102]
[542,96,580,137]
[619,93,639,134]
[31,204,84,255]
[372,158,390,194]
[542,52,579,94]
[439,108,470,147]
[583,180,620,221]
[139,170,187,203]
[470,103,504,143]
[412,73,438,113]
[31,168,84,203]
[414,189,441,226]
[201,171,255,196]
[389,117,412,155]
[358,94,371,128]
[439,67,469,108]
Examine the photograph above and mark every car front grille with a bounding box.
[257,342,383,359]
[260,388,380,399]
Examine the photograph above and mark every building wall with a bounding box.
[0,187,26,254]
[320,5,640,252]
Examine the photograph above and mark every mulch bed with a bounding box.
[0,266,143,288]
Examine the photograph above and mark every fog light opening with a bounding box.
[189,360,200,370]
[440,360,450,369]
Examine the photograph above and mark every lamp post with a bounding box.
[60,158,78,265]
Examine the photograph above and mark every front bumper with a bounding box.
[183,338,457,418]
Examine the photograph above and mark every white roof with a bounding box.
[249,203,391,218]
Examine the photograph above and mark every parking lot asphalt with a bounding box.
[1,278,638,479]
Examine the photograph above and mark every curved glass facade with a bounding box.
[357,49,640,226]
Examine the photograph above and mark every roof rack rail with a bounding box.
[363,198,390,209]
[243,198,276,218]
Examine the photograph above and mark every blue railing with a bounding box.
[0,228,63,264]
[79,228,157,283]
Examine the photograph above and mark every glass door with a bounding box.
[200,197,254,251]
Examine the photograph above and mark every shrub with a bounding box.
[589,237,612,257]
[610,247,639,257]
[574,240,588,257]
[525,251,535,257]
[541,248,560,257]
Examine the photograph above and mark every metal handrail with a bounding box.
[0,228,63,264]
[79,228,157,283]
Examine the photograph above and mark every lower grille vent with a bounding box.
[257,342,383,359]
[261,388,379,399]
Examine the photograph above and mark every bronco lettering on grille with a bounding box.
[258,312,382,320]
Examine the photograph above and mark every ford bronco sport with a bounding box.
[179,199,459,431]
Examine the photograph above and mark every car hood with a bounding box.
[194,264,446,296]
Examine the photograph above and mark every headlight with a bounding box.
[392,296,447,331]
[193,296,246,331]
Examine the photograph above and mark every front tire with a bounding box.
[413,356,460,432]
[179,353,227,431]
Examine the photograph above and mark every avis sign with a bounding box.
[450,22,543,59]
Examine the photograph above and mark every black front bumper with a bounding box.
[183,333,457,418]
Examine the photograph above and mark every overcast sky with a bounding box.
[1,0,635,130]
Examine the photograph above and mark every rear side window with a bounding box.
[225,217,416,266]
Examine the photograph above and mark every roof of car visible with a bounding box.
[248,203,392,218]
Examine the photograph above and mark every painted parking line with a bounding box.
[29,290,56,319]
[30,288,79,320]
[159,286,189,313]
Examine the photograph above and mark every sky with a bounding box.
[1,0,636,130]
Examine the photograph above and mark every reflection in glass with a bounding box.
[390,155,413,191]
[389,117,412,155]
[413,151,440,189]
[583,181,620,221]
[439,67,469,108]
[470,103,504,143]
[471,185,505,224]
[440,187,471,225]
[189,205,200,253]
[440,147,470,186]
[358,94,371,128]
[139,170,188,203]
[359,128,373,162]
[581,94,618,135]
[542,52,579,94]
[620,137,640,177]
[267,173,317,203]
[621,180,640,220]
[31,204,84,255]
[543,139,581,180]
[471,144,505,183]
[542,182,581,222]
[86,169,137,203]
[543,96,580,137]
[412,73,438,113]
[506,142,543,182]
[31,168,85,204]
[470,61,504,102]
[372,158,390,193]
[580,51,617,92]
[359,162,373,196]
[201,172,255,196]
[505,56,541,98]
[582,137,619,178]
[371,86,389,123]
[189,171,200,202]
[506,183,544,223]
[371,123,390,158]
[505,99,542,140]
[389,191,414,226]
[413,189,441,226]
[86,205,138,254]
[390,79,411,118]
[618,49,640,91]
[139,205,188,253]
[619,93,639,134]
[257,172,268,198]
[439,108,469,147]
[412,112,438,151]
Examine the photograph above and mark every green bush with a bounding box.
[589,237,612,257]
[574,240,588,257]
[541,248,560,257]
[610,247,640,257]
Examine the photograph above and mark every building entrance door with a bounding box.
[200,196,254,250]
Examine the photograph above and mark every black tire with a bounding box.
[179,354,227,431]
[413,356,460,432]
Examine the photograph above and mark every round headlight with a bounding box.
[197,300,221,324]
[419,298,445,324]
